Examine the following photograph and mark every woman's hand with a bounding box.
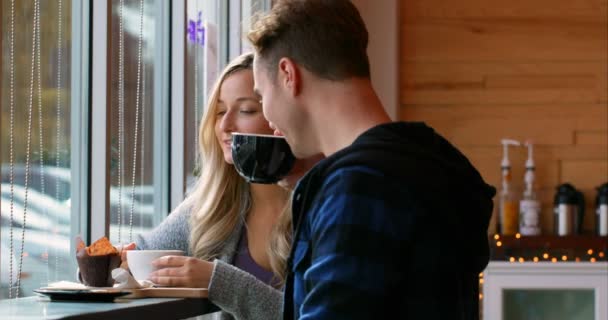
[117,242,137,270]
[148,256,214,288]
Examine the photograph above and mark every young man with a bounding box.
[248,1,496,319]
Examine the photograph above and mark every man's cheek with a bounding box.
[262,107,270,122]
[265,105,276,123]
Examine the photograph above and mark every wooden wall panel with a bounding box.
[402,0,607,19]
[400,62,608,104]
[561,160,608,190]
[403,104,606,120]
[428,118,575,146]
[401,20,606,62]
[400,0,608,235]
[576,131,608,145]
[404,104,607,146]
[401,88,599,105]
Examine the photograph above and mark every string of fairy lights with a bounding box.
[478,233,607,303]
[491,233,606,264]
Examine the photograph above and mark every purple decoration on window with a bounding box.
[187,20,197,42]
[187,11,205,46]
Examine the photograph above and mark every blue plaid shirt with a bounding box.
[283,122,494,320]
[288,166,410,319]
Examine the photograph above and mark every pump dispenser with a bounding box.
[498,139,520,235]
[519,141,541,235]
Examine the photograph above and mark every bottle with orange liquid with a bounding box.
[498,139,520,235]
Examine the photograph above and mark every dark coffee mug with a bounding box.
[231,133,296,184]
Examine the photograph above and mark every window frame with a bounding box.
[90,0,172,242]
[169,0,185,211]
[170,0,271,210]
[0,0,272,294]
[1,0,272,243]
[71,0,91,247]
[90,0,110,242]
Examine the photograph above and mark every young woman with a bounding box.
[128,53,296,320]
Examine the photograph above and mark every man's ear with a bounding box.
[278,57,300,96]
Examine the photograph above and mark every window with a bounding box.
[107,0,169,245]
[183,0,269,195]
[233,0,269,58]
[1,0,76,298]
[0,0,268,300]
[184,0,224,193]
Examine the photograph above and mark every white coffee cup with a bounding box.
[127,250,184,281]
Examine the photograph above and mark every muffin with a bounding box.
[76,237,121,287]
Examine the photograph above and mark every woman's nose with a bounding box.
[219,111,235,132]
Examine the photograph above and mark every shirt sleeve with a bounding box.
[299,168,410,319]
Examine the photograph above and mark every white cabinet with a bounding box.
[483,262,608,320]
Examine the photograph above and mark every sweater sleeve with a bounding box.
[208,259,283,320]
[134,208,191,254]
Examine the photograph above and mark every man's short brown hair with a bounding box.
[247,0,370,81]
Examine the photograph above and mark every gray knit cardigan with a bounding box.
[135,208,283,320]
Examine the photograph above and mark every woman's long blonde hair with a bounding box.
[180,52,291,283]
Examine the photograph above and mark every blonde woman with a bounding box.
[127,53,304,320]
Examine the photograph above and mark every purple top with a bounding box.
[233,231,279,288]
